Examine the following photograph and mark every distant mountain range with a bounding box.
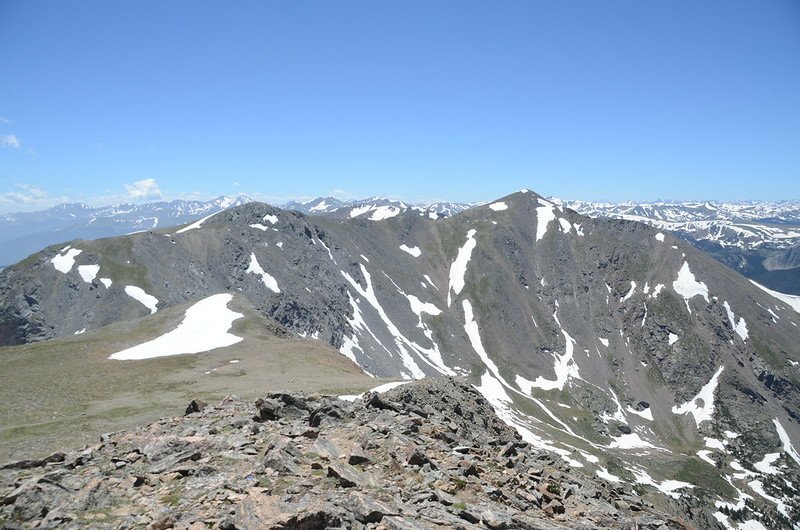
[0,196,477,267]
[556,199,800,251]
[3,195,800,296]
[0,196,252,267]
[556,199,800,295]
[283,196,478,219]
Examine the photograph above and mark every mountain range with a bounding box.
[4,195,798,298]
[0,196,252,268]
[557,199,800,296]
[1,189,799,528]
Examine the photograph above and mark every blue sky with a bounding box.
[1,1,798,212]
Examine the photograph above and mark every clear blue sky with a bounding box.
[1,1,798,212]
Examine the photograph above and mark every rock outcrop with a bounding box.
[0,378,683,529]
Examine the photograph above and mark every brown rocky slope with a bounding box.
[0,378,689,530]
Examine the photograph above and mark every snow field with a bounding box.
[109,293,243,360]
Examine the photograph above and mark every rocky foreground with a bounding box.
[1,378,687,530]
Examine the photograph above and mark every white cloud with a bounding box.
[1,134,21,149]
[125,178,162,200]
[0,117,11,125]
[16,184,46,198]
[0,183,69,211]
[329,188,359,200]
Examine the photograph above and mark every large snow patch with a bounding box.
[109,294,243,360]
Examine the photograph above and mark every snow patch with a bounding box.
[596,467,621,482]
[753,453,781,475]
[655,232,665,242]
[341,266,435,378]
[447,229,477,305]
[423,274,438,290]
[370,206,402,221]
[773,418,800,467]
[671,366,724,426]
[723,301,749,340]
[474,372,583,468]
[631,468,694,499]
[620,281,636,302]
[672,262,709,312]
[77,264,100,283]
[339,381,409,401]
[488,201,508,211]
[463,300,504,382]
[516,330,580,392]
[697,450,716,465]
[99,278,112,288]
[668,333,679,345]
[176,211,220,233]
[109,294,243,360]
[124,285,159,314]
[600,389,626,424]
[609,433,659,450]
[751,280,800,313]
[535,202,556,241]
[405,293,442,318]
[747,479,790,518]
[399,244,421,257]
[246,253,281,293]
[51,248,83,273]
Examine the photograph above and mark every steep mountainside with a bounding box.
[2,190,799,528]
[556,199,800,295]
[0,196,252,268]
[765,242,800,272]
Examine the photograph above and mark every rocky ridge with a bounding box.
[0,378,685,530]
[0,196,253,269]
[553,198,800,295]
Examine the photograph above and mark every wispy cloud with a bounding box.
[0,117,11,125]
[0,183,69,210]
[329,188,360,201]
[16,183,46,198]
[124,178,162,200]
[1,134,21,149]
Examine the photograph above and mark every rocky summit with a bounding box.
[0,378,685,530]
